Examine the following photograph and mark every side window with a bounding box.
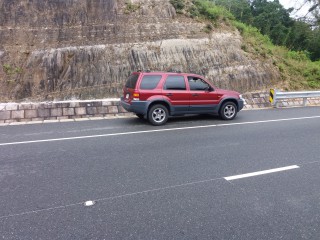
[188,77,210,91]
[163,75,186,90]
[140,75,162,90]
[125,74,139,89]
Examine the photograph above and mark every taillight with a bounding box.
[133,92,140,100]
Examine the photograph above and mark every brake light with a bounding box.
[133,92,140,100]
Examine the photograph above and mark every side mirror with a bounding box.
[207,86,214,92]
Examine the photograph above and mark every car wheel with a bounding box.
[148,104,169,126]
[219,102,237,120]
[136,114,144,119]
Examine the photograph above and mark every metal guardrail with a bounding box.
[269,89,320,107]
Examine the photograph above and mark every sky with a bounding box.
[279,0,313,18]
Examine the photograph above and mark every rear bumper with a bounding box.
[120,98,148,115]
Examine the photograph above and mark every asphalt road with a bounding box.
[1,107,320,240]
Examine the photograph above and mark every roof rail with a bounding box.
[167,69,182,73]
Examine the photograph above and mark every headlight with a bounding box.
[239,94,243,99]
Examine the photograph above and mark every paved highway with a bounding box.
[1,107,320,239]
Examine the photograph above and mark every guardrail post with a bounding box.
[303,98,307,106]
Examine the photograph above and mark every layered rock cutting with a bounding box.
[0,0,279,101]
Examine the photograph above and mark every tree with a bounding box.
[201,0,320,60]
[250,0,294,45]
[213,0,253,24]
[299,0,320,26]
[308,28,320,60]
[286,21,313,51]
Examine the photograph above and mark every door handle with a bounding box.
[192,93,199,97]
[166,93,173,96]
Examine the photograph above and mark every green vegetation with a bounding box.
[211,0,320,61]
[233,22,320,89]
[192,0,234,21]
[304,62,320,88]
[3,64,22,77]
[170,0,186,13]
[124,1,140,14]
[203,23,213,33]
[169,0,320,89]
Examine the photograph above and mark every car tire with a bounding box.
[136,114,144,119]
[148,104,169,126]
[219,102,237,120]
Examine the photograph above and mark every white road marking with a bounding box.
[216,115,320,127]
[224,165,300,181]
[84,200,95,207]
[0,115,320,146]
[0,176,223,219]
[0,163,313,219]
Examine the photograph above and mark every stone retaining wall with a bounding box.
[1,93,320,123]
[243,92,271,109]
[0,99,131,124]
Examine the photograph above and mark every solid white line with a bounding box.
[0,124,217,146]
[216,115,320,127]
[224,165,300,181]
[1,115,320,146]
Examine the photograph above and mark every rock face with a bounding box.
[0,0,279,101]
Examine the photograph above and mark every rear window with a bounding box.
[125,74,139,89]
[163,75,186,90]
[140,75,162,90]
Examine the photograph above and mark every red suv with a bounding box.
[121,72,244,125]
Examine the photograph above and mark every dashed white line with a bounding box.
[224,165,300,181]
[84,200,96,207]
[0,164,305,219]
[0,176,223,219]
[0,115,320,146]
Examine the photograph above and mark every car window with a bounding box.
[140,75,162,90]
[125,74,139,89]
[163,75,186,90]
[188,77,210,91]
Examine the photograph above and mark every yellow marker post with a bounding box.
[269,89,275,104]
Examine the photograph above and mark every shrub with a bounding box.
[124,1,140,14]
[203,23,213,33]
[188,5,200,18]
[3,64,22,76]
[170,0,185,12]
[193,0,234,22]
[287,51,310,61]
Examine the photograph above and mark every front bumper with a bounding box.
[237,98,245,111]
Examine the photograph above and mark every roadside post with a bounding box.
[269,89,277,107]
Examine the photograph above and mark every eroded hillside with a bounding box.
[0,0,279,101]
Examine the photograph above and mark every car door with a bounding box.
[162,75,189,114]
[187,76,220,113]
